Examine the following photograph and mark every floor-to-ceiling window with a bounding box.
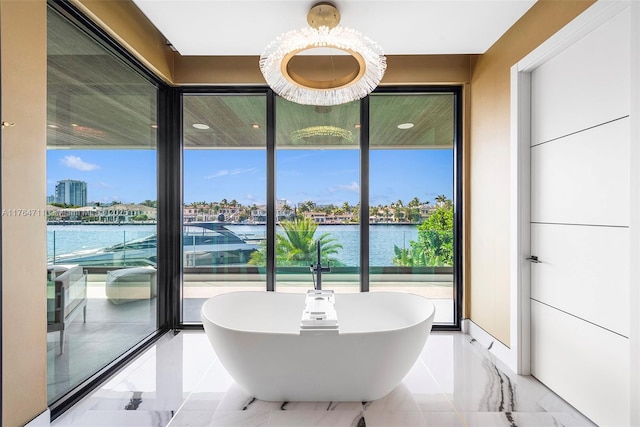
[181,93,267,322]
[275,98,361,293]
[46,6,159,404]
[180,88,461,325]
[369,92,457,324]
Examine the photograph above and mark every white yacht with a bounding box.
[49,222,260,267]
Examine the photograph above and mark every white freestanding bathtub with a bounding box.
[201,291,435,402]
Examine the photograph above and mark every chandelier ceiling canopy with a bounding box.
[259,2,387,106]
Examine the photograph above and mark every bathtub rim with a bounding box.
[200,290,436,335]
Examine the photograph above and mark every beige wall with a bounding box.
[1,0,48,426]
[175,54,471,85]
[468,0,595,346]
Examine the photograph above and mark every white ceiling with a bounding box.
[131,0,537,56]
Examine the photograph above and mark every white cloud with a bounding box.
[205,170,229,179]
[330,181,360,193]
[230,167,256,175]
[205,167,256,179]
[60,155,100,171]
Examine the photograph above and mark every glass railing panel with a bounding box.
[274,224,360,293]
[368,227,454,324]
[48,226,156,267]
[182,222,267,316]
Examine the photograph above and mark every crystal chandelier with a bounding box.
[259,2,386,106]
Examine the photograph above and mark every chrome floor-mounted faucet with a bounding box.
[310,240,330,290]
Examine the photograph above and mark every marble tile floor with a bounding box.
[47,297,157,402]
[48,293,451,405]
[52,331,596,427]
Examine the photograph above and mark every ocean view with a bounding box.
[47,223,419,267]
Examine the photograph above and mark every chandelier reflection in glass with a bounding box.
[290,126,354,145]
[259,2,386,106]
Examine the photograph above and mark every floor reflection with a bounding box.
[52,331,596,427]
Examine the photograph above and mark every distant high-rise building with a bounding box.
[55,179,87,207]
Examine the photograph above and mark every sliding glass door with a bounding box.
[47,6,159,404]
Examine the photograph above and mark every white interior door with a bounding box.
[528,7,631,426]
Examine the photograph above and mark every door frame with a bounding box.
[509,0,633,376]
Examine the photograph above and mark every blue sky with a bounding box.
[47,149,453,206]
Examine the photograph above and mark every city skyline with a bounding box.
[47,148,454,207]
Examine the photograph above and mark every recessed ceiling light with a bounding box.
[192,123,210,130]
[397,123,414,130]
[252,124,260,129]
[47,124,59,129]
[354,124,361,129]
[150,124,158,129]
[71,123,79,127]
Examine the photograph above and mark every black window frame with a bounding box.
[178,86,464,330]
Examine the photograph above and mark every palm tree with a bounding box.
[351,204,359,222]
[249,217,343,266]
[407,207,421,223]
[321,204,334,214]
[297,200,315,213]
[435,195,448,205]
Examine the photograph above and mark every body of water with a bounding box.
[47,223,419,267]
[47,225,157,261]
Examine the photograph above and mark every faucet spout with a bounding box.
[310,240,331,290]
